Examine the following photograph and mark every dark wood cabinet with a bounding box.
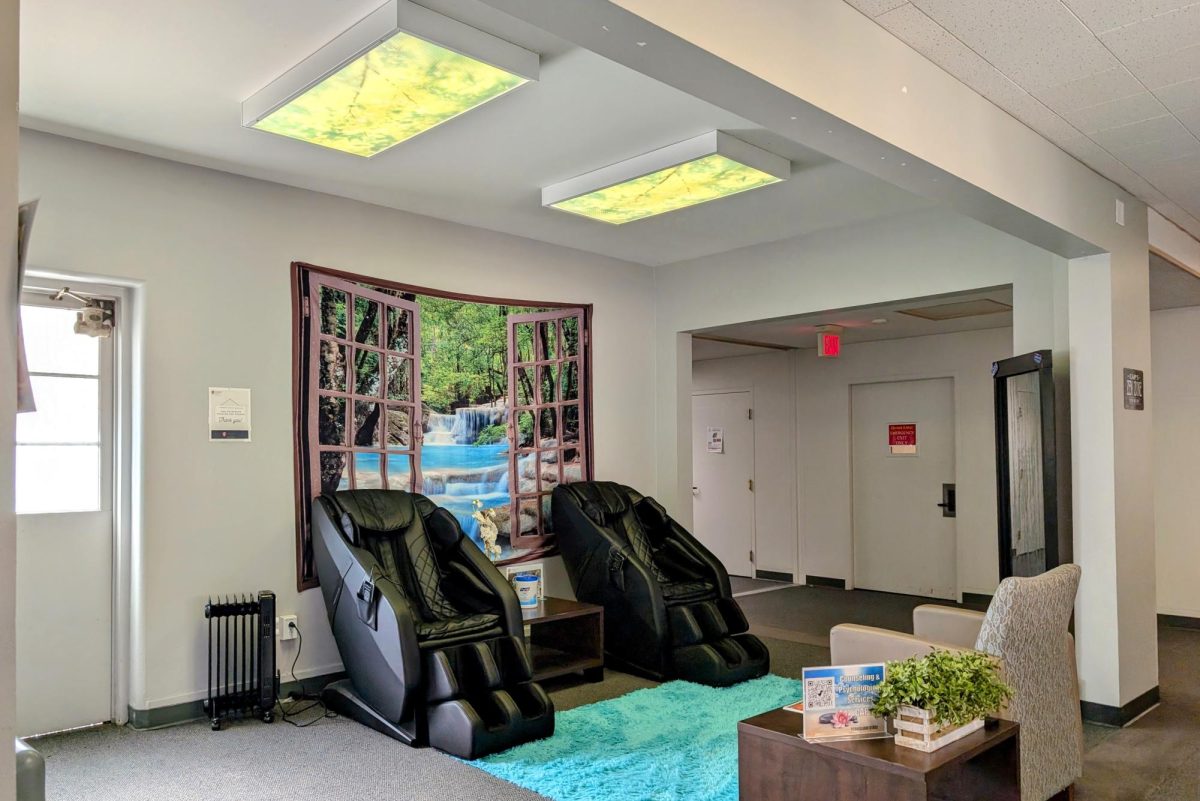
[521,597,604,683]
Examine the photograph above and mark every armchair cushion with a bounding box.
[829,623,962,665]
[912,605,986,648]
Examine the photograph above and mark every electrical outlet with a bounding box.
[277,614,298,642]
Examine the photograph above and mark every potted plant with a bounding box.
[871,649,1012,752]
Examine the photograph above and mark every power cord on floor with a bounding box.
[275,621,338,728]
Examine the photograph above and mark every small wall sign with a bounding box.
[1123,368,1144,411]
[209,387,251,441]
[706,426,725,453]
[888,423,917,455]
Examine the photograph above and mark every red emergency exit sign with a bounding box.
[817,329,841,358]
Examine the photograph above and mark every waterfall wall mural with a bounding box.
[293,263,592,589]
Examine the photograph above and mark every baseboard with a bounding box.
[804,575,846,589]
[755,569,793,583]
[1158,613,1200,630]
[128,671,345,730]
[962,592,993,608]
[1080,685,1160,727]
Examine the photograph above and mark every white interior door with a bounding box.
[851,378,956,599]
[15,298,114,735]
[691,391,754,577]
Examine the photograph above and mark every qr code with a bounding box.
[805,677,835,710]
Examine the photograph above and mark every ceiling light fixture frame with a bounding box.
[540,131,790,214]
[242,0,539,140]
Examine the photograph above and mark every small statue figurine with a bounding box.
[472,499,502,562]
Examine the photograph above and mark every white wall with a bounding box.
[795,328,1012,599]
[694,327,1012,598]
[692,351,796,577]
[1,0,18,795]
[1152,306,1200,618]
[17,130,657,715]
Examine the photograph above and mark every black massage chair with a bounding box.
[312,490,554,759]
[551,481,769,686]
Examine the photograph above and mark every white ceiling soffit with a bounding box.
[693,288,1016,350]
[1150,250,1200,309]
[844,0,1200,241]
[18,0,933,267]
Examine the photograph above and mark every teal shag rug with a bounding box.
[472,675,803,801]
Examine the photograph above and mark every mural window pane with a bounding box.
[561,316,579,357]
[515,322,535,363]
[539,407,557,444]
[319,451,350,493]
[318,397,347,446]
[319,287,347,338]
[386,406,412,449]
[516,409,536,448]
[354,297,381,346]
[386,454,412,490]
[561,403,580,445]
[386,355,410,401]
[353,453,384,489]
[515,366,535,407]
[538,320,558,361]
[539,364,558,404]
[386,306,410,352]
[355,350,381,397]
[318,341,346,391]
[562,360,579,402]
[355,401,382,447]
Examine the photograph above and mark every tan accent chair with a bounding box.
[830,564,1083,801]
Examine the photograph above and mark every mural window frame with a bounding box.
[292,262,594,591]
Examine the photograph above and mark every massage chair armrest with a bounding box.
[829,624,973,665]
[447,539,523,636]
[662,520,732,596]
[912,605,986,649]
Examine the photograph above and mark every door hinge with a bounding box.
[748,408,753,420]
[748,478,754,492]
[750,549,755,563]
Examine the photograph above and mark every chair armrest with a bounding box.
[913,605,985,648]
[830,624,973,665]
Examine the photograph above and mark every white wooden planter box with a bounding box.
[893,705,984,752]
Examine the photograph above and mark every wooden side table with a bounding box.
[520,597,605,683]
[739,708,1019,801]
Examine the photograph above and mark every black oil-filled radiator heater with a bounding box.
[204,590,279,730]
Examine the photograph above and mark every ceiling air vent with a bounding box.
[896,298,1012,321]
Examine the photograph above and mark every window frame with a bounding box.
[15,292,115,517]
[292,262,594,591]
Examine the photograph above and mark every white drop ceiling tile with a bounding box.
[1110,126,1200,162]
[1004,94,1084,143]
[1035,67,1146,113]
[1099,5,1200,63]
[1063,0,1193,35]
[1091,114,1190,150]
[1155,77,1200,113]
[876,3,1027,105]
[910,0,1121,91]
[1127,42,1200,88]
[1061,91,1169,133]
[845,0,909,17]
[1120,140,1200,175]
[1178,105,1200,134]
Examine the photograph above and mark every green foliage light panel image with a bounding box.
[550,154,782,224]
[253,32,528,157]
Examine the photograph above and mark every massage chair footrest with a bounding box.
[425,636,555,759]
[672,632,770,687]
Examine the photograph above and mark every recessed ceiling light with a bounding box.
[242,0,538,157]
[872,318,888,325]
[542,131,789,224]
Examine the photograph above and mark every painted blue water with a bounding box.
[421,443,507,469]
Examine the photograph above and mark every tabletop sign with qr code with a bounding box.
[800,663,889,742]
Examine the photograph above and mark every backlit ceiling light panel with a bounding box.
[542,132,790,224]
[242,0,539,157]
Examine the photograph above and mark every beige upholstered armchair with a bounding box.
[830,564,1083,801]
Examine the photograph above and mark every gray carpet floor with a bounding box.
[728,576,789,596]
[32,637,827,801]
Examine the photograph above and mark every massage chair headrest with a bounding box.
[320,490,459,549]
[557,481,673,531]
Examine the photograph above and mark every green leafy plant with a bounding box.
[474,423,507,446]
[871,650,1012,727]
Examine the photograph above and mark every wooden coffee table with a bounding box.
[520,597,604,683]
[739,708,1019,801]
